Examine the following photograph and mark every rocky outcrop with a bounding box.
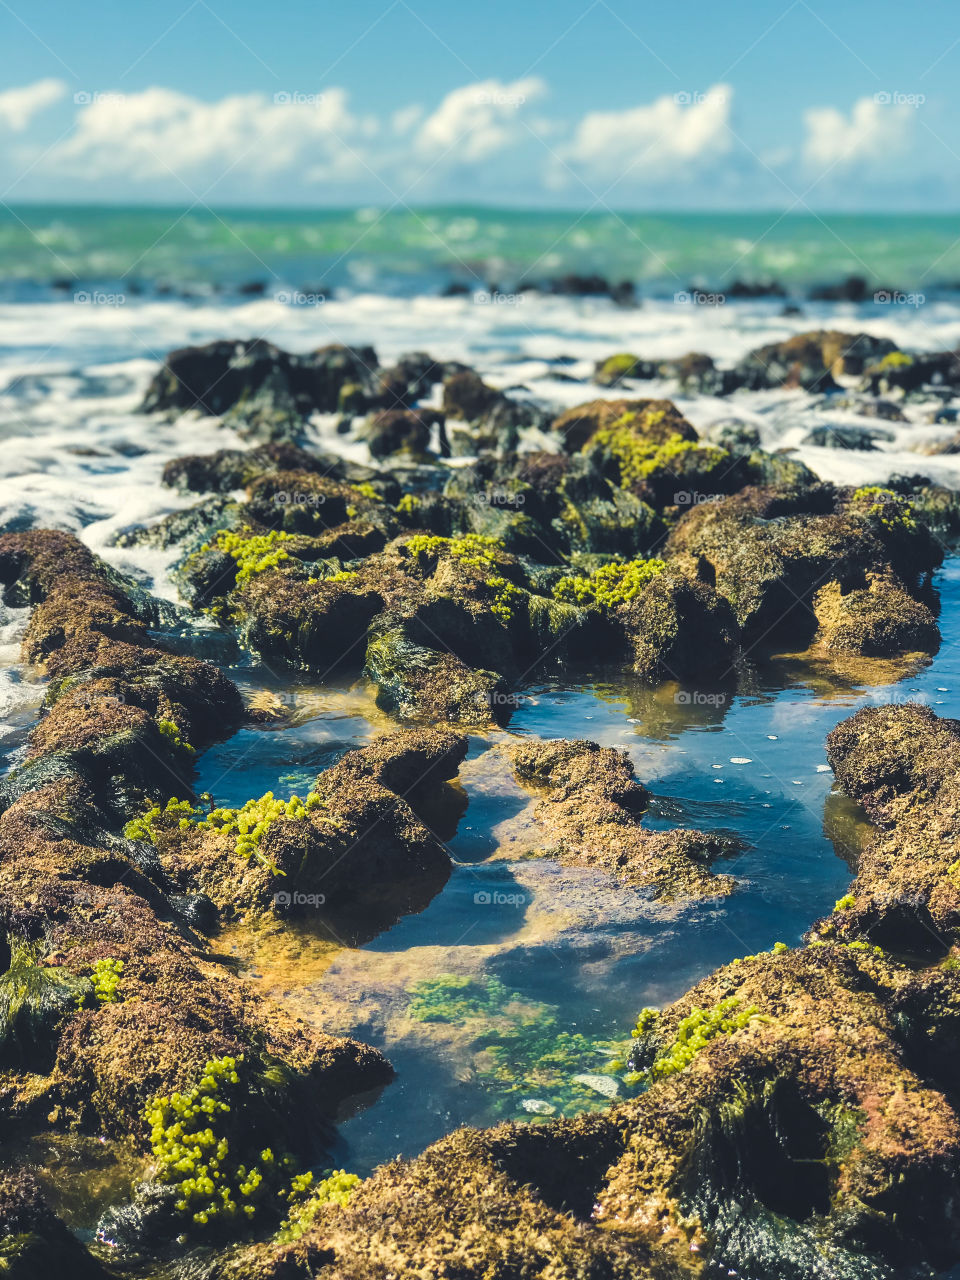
[823,703,960,950]
[510,738,740,899]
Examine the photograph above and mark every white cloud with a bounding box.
[803,96,914,170]
[414,77,547,163]
[559,85,732,185]
[0,79,65,131]
[50,86,372,187]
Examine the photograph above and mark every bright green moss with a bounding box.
[589,426,723,489]
[146,1054,298,1228]
[596,353,640,383]
[124,789,332,872]
[407,974,509,1022]
[277,1169,361,1241]
[90,957,123,1004]
[729,941,789,965]
[157,718,195,755]
[484,575,525,621]
[851,485,918,532]
[877,351,914,368]
[405,532,504,571]
[206,527,297,586]
[646,998,763,1082]
[351,483,381,502]
[553,557,666,608]
[402,535,520,620]
[834,894,856,912]
[631,1007,660,1038]
[395,493,419,517]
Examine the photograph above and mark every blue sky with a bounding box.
[1,0,958,207]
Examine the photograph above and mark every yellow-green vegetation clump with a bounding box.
[404,532,504,571]
[207,527,297,586]
[834,893,856,912]
[553,558,666,608]
[729,941,789,965]
[589,421,724,488]
[157,718,195,754]
[403,534,523,621]
[90,957,123,1003]
[851,486,918,532]
[350,482,382,502]
[146,1055,288,1227]
[277,1169,362,1242]
[877,351,914,369]
[124,789,329,871]
[395,493,421,518]
[645,998,764,1082]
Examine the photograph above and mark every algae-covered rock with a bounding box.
[141,338,379,422]
[0,943,92,1070]
[236,570,383,671]
[664,486,939,654]
[615,573,739,682]
[733,330,897,391]
[363,408,442,459]
[365,624,509,725]
[552,398,698,452]
[823,703,960,949]
[510,738,739,899]
[812,574,938,656]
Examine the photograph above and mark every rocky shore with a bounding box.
[1,330,959,1278]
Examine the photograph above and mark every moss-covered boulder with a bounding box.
[733,331,897,391]
[822,703,960,950]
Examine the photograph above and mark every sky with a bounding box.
[0,0,958,209]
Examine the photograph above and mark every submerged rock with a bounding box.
[510,738,740,899]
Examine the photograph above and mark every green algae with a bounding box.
[406,975,644,1119]
[124,789,335,872]
[277,1169,361,1242]
[644,997,764,1082]
[145,1054,360,1236]
[553,557,666,608]
[89,958,123,1004]
[0,944,91,1067]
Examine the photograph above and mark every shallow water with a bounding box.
[198,559,960,1178]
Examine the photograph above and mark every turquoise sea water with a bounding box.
[3,205,960,295]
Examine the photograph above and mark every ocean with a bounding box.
[2,204,960,587]
[1,205,960,297]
